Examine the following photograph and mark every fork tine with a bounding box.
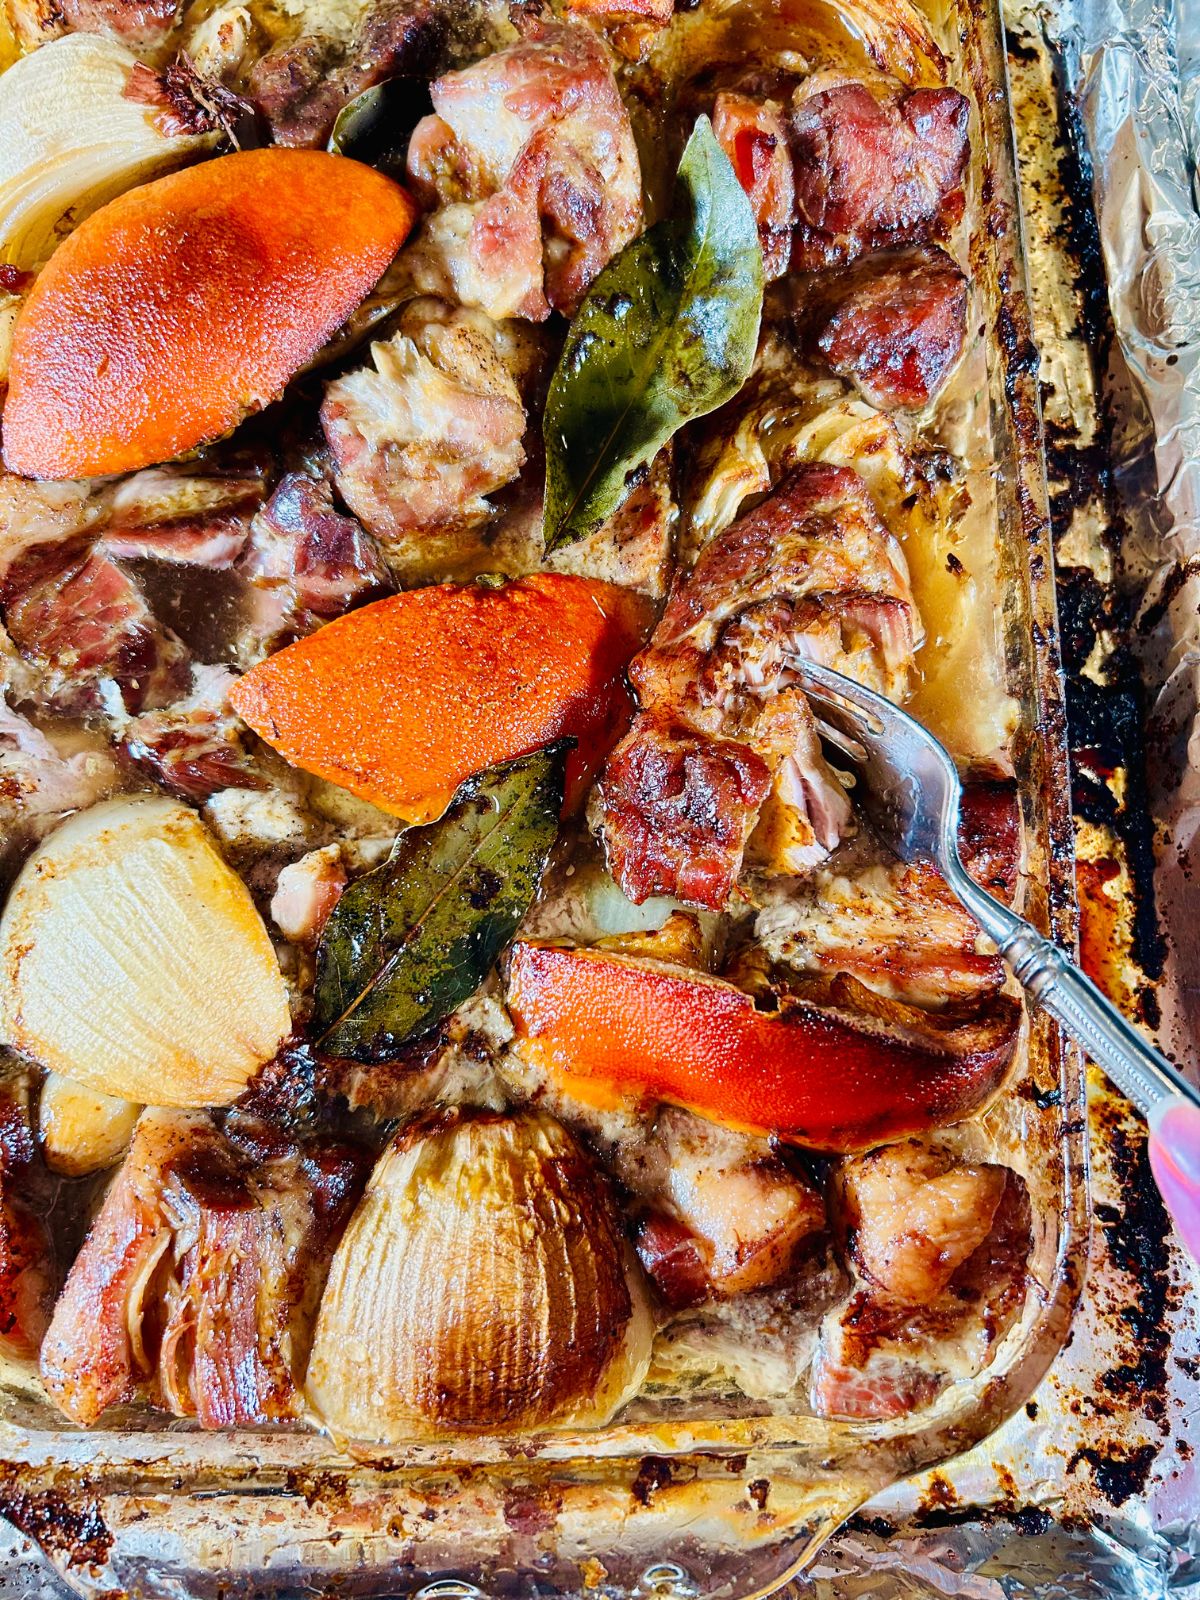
[785,654,965,870]
[789,657,922,740]
[788,658,891,730]
[801,690,875,749]
[800,683,871,728]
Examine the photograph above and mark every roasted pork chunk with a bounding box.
[600,462,920,907]
[270,845,347,945]
[599,714,773,909]
[242,472,391,622]
[0,1071,57,1362]
[712,91,795,279]
[40,1109,368,1427]
[811,1140,1030,1419]
[755,856,1006,1012]
[248,0,450,148]
[713,74,969,278]
[0,467,267,591]
[790,74,969,269]
[121,665,264,803]
[98,515,251,569]
[2,544,189,718]
[565,0,674,55]
[798,246,969,410]
[322,302,534,546]
[0,693,115,842]
[405,20,642,319]
[629,1108,826,1306]
[56,0,181,47]
[752,778,1021,1015]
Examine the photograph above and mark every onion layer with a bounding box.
[0,795,291,1107]
[307,1107,654,1441]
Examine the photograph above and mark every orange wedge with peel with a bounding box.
[3,149,418,479]
[229,574,654,824]
[506,940,1022,1150]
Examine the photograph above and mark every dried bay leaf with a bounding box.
[313,743,568,1061]
[543,115,764,551]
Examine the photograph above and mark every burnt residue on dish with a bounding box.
[1086,1094,1178,1431]
[1001,4,1178,1513]
[1034,33,1165,986]
[0,1473,111,1571]
[1065,1443,1160,1506]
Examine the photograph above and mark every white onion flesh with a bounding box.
[0,795,291,1107]
[0,35,213,272]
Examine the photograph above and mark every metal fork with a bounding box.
[793,656,1200,1118]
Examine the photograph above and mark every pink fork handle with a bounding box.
[1148,1099,1200,1262]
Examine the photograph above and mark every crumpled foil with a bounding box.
[2,3,1198,1596]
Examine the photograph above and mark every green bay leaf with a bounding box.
[312,743,568,1062]
[542,114,764,552]
[328,77,430,178]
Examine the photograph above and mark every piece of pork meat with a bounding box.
[40,1109,369,1427]
[600,462,921,908]
[712,91,795,279]
[229,471,391,664]
[0,1072,57,1362]
[248,0,449,148]
[810,1139,1031,1419]
[270,845,347,946]
[0,465,266,587]
[121,663,264,803]
[599,713,773,909]
[789,74,969,270]
[566,0,672,16]
[798,245,969,410]
[545,450,675,599]
[636,462,919,728]
[564,0,673,56]
[0,479,108,585]
[958,780,1021,903]
[755,857,1006,1013]
[405,19,642,319]
[242,472,390,618]
[99,515,251,569]
[629,1107,826,1307]
[0,682,117,842]
[0,705,114,829]
[322,302,532,547]
[713,74,969,278]
[840,1140,1008,1302]
[2,545,190,718]
[57,0,181,48]
[104,462,269,528]
[754,777,1021,1009]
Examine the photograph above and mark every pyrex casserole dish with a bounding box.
[0,0,1087,1592]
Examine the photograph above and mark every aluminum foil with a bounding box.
[2,3,1198,1596]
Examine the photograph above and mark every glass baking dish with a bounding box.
[0,0,1088,1593]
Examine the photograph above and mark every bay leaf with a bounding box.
[312,743,568,1062]
[542,114,764,552]
[328,77,433,177]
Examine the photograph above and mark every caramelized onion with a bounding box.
[307,1108,653,1440]
[38,1073,140,1177]
[0,36,213,272]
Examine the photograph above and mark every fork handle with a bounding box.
[949,868,1200,1116]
